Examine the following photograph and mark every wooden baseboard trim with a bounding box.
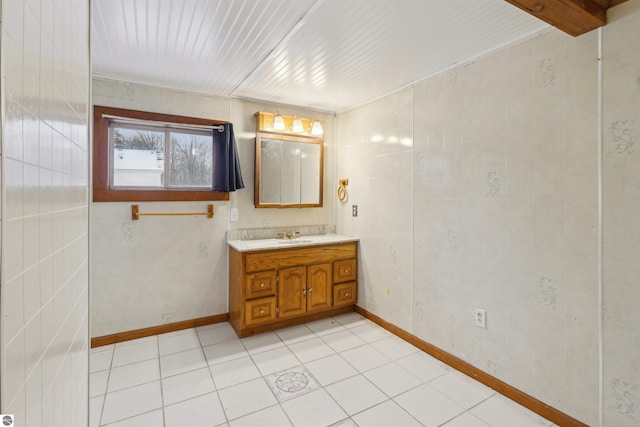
[354,306,588,427]
[91,313,229,348]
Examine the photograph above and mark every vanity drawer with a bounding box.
[246,271,276,299]
[334,282,356,306]
[333,259,356,283]
[245,243,357,273]
[245,297,277,326]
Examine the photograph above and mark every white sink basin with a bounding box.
[228,234,359,252]
[278,239,313,244]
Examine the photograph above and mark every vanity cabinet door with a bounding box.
[334,259,356,283]
[307,263,332,313]
[278,266,307,318]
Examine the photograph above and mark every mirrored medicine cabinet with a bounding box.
[254,112,324,208]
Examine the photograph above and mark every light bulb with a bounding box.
[273,113,285,131]
[292,117,304,133]
[310,120,323,136]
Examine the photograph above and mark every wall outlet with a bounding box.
[352,205,358,217]
[475,308,486,329]
[230,208,240,222]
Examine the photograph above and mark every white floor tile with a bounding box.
[265,365,320,402]
[197,323,239,347]
[251,346,299,375]
[331,312,368,328]
[210,356,261,389]
[229,405,292,427]
[306,318,346,336]
[162,367,216,406]
[394,384,464,426]
[103,409,164,427]
[90,370,109,398]
[349,323,390,343]
[304,354,358,386]
[396,351,450,382]
[340,344,390,372]
[325,375,387,415]
[370,335,418,360]
[330,419,357,427]
[442,411,490,427]
[204,340,248,365]
[321,329,366,353]
[107,359,160,392]
[112,340,159,368]
[93,321,554,427]
[364,362,422,397]
[470,394,553,427]
[275,324,316,345]
[92,344,115,353]
[288,337,335,362]
[429,371,495,409]
[160,348,207,377]
[90,348,113,373]
[90,395,103,427]
[159,329,201,356]
[164,392,227,427]
[114,336,156,348]
[101,381,163,425]
[281,389,347,427]
[352,399,421,427]
[241,331,284,354]
[218,378,278,420]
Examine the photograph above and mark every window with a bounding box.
[93,106,230,202]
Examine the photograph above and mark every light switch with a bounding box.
[230,208,240,222]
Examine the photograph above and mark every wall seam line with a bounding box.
[597,26,604,427]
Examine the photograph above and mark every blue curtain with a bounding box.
[212,123,245,192]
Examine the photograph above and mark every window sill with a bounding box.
[93,189,229,202]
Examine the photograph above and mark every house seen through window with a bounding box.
[110,123,213,189]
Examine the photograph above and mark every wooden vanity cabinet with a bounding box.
[229,241,357,337]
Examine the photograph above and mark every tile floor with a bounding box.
[90,312,556,427]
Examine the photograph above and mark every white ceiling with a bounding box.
[92,0,549,113]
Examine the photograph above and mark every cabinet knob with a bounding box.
[345,293,350,297]
[344,269,349,274]
[259,309,265,314]
[260,282,265,288]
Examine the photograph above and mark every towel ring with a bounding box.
[337,179,349,202]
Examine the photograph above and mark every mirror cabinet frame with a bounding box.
[254,112,324,208]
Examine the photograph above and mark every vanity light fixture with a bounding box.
[310,119,323,136]
[292,116,304,133]
[273,112,285,131]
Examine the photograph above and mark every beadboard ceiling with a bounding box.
[92,0,549,113]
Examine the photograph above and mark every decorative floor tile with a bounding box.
[265,365,320,402]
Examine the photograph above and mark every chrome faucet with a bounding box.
[277,231,300,240]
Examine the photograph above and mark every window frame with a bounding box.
[93,105,230,202]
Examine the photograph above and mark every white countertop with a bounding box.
[228,234,359,252]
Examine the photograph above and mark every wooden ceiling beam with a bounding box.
[504,0,627,36]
